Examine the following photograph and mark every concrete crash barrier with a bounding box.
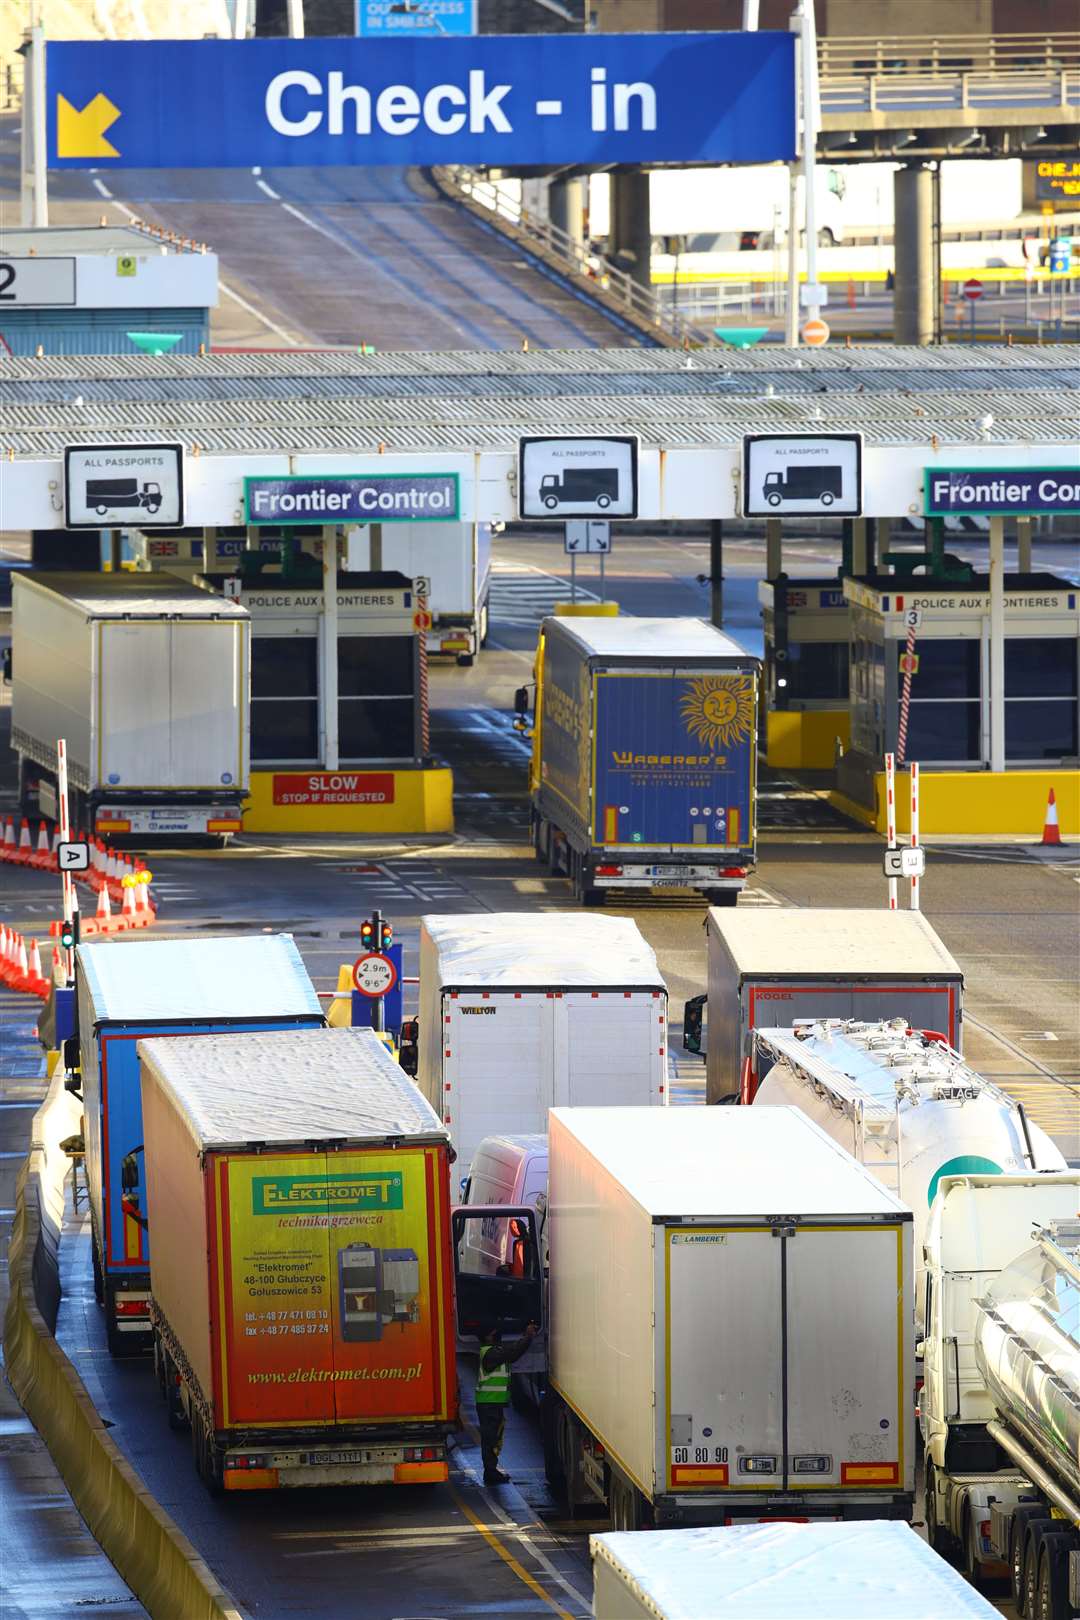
[3,1071,246,1620]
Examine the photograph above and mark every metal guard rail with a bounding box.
[435,164,716,348]
[818,32,1080,79]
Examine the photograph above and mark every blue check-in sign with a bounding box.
[924,466,1080,517]
[244,472,460,525]
[357,0,476,34]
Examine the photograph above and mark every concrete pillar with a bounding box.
[765,518,782,581]
[893,165,936,346]
[851,518,868,576]
[321,526,339,771]
[1017,517,1032,573]
[609,166,651,292]
[549,175,585,250]
[709,521,723,629]
[989,515,1005,773]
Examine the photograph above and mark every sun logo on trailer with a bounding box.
[678,676,755,750]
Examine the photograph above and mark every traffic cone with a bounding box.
[14,818,33,866]
[120,878,142,929]
[13,935,29,991]
[85,884,113,935]
[134,871,155,922]
[1042,787,1062,846]
[0,928,12,985]
[1,816,14,862]
[50,945,66,987]
[51,825,63,869]
[31,820,51,870]
[25,938,48,998]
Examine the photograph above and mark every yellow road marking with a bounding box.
[448,1486,575,1620]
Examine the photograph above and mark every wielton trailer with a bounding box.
[412,912,666,1182]
[73,934,324,1354]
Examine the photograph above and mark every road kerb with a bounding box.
[3,1070,247,1620]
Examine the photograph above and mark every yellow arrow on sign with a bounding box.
[57,92,120,159]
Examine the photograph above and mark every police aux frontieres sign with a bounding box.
[244,473,460,525]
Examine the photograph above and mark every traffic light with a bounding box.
[60,915,79,951]
[360,913,393,952]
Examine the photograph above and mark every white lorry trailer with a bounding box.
[920,1183,1080,1615]
[591,1520,1000,1620]
[410,914,667,1184]
[11,571,249,838]
[688,907,963,1104]
[373,522,491,665]
[455,1106,915,1531]
[752,1020,1066,1332]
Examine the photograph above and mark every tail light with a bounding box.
[114,1298,148,1318]
[595,865,623,877]
[720,866,747,878]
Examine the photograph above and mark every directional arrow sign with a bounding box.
[56,92,120,159]
[46,35,796,170]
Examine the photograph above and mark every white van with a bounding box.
[460,1133,549,1275]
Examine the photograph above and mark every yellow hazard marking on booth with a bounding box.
[57,92,120,159]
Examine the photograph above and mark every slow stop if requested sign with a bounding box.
[352,952,398,998]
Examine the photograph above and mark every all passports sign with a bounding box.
[46,34,796,170]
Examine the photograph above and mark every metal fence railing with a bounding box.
[818,32,1080,117]
[0,57,24,111]
[437,165,716,348]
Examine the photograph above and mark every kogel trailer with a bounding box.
[415,912,666,1182]
[527,616,759,904]
[75,934,324,1354]
[541,1106,914,1530]
[700,907,963,1104]
[140,1027,460,1492]
[11,570,249,837]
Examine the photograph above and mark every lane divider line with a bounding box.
[448,1485,577,1620]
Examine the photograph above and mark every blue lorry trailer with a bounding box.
[74,934,324,1355]
[528,617,759,905]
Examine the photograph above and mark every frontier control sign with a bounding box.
[245,472,459,525]
[47,34,796,170]
[924,467,1080,517]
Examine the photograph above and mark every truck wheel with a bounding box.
[963,1509,987,1586]
[1023,1523,1056,1620]
[924,1464,954,1561]
[160,1345,186,1431]
[91,1238,105,1306]
[1012,1510,1052,1615]
[609,1472,643,1532]
[192,1406,224,1495]
[541,1395,564,1489]
[1036,1531,1076,1620]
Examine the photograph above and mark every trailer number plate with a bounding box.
[303,1449,391,1467]
[648,865,686,877]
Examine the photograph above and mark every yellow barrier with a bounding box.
[244,766,454,835]
[553,602,619,617]
[326,963,354,1028]
[766,709,851,771]
[831,768,1079,837]
[3,1073,245,1620]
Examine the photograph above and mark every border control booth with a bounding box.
[759,577,850,769]
[839,572,1079,832]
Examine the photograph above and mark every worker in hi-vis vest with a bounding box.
[475,1321,539,1485]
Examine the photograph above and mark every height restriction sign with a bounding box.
[352,952,398,998]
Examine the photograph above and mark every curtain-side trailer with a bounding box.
[139,1027,475,1493]
[522,616,759,905]
[73,934,324,1354]
[11,570,250,838]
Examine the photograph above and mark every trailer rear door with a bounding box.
[559,992,664,1108]
[99,621,173,786]
[169,621,245,788]
[445,994,552,1179]
[664,1220,908,1497]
